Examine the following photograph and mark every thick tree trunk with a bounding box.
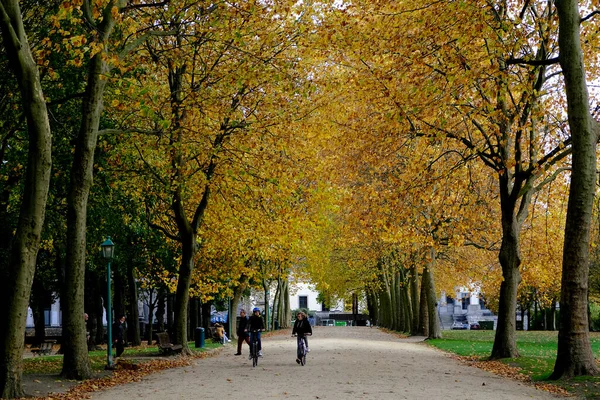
[491,174,522,359]
[551,0,599,379]
[424,251,441,339]
[418,271,429,337]
[189,299,198,340]
[113,270,126,321]
[173,232,195,354]
[201,301,212,331]
[410,265,420,335]
[127,267,141,346]
[282,281,291,329]
[230,281,247,339]
[0,1,53,396]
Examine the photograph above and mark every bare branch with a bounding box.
[581,10,599,23]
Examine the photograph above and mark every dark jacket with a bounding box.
[237,316,249,336]
[113,321,125,341]
[292,318,312,336]
[248,314,265,331]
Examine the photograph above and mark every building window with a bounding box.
[462,296,470,310]
[299,296,308,309]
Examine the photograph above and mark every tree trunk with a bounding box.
[418,271,429,337]
[189,298,198,340]
[147,296,155,345]
[0,1,53,396]
[156,288,166,333]
[201,301,212,331]
[282,281,291,329]
[173,232,195,354]
[410,265,420,335]
[424,250,441,339]
[491,178,522,359]
[551,0,599,379]
[113,269,126,321]
[127,267,141,346]
[230,281,247,339]
[61,7,118,376]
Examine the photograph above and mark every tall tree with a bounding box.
[0,0,52,396]
[550,0,600,379]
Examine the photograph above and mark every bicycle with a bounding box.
[249,330,261,367]
[293,333,311,366]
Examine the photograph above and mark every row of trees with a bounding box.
[0,0,598,397]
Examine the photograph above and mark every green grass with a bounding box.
[428,330,600,398]
[23,341,222,375]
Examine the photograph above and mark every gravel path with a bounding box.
[89,327,563,400]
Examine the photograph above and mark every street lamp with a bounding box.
[101,237,115,369]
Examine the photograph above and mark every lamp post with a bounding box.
[101,237,115,369]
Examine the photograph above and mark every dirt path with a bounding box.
[88,327,563,400]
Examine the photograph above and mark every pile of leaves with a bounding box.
[452,355,570,397]
[34,349,219,400]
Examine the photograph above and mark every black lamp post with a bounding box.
[101,237,115,369]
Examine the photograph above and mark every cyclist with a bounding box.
[248,307,265,358]
[292,311,312,364]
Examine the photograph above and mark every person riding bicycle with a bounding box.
[292,311,312,364]
[248,307,265,359]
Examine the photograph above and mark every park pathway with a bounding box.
[89,326,562,400]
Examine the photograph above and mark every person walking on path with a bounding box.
[234,309,250,356]
[113,315,126,358]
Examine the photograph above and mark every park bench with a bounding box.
[31,340,56,356]
[156,332,183,355]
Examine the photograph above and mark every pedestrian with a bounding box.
[234,309,250,356]
[248,307,265,358]
[113,315,126,358]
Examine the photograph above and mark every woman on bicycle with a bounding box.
[248,307,265,358]
[292,311,312,363]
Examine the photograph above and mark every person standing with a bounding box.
[113,315,126,358]
[234,309,250,356]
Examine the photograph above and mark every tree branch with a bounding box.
[505,56,559,66]
[581,10,599,23]
[0,2,22,50]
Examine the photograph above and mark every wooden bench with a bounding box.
[156,332,183,355]
[31,340,56,356]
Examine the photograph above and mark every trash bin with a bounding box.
[195,327,205,348]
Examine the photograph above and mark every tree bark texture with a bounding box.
[0,0,53,396]
[551,0,599,379]
[424,250,441,339]
[491,172,523,359]
[62,3,119,377]
[418,271,429,337]
[127,267,141,346]
[410,265,420,335]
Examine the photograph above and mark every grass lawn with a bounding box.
[427,330,600,398]
[23,341,223,375]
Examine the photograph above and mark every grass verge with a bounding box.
[427,330,600,398]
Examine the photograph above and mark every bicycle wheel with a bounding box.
[252,342,258,367]
[300,340,306,366]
